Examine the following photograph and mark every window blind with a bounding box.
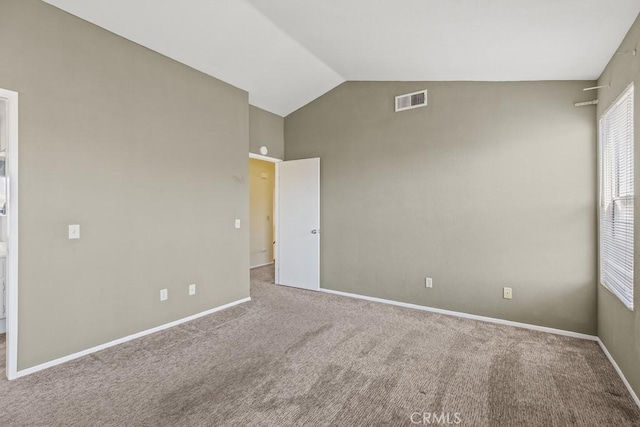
[600,83,634,310]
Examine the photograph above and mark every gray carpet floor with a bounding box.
[0,265,638,426]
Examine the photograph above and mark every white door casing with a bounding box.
[0,87,19,380]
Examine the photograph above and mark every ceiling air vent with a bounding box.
[395,89,428,112]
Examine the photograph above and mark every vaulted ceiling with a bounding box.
[43,0,640,116]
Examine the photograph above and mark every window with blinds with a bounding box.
[600,83,634,310]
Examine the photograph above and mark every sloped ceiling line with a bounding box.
[41,0,640,116]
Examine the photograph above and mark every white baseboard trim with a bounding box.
[250,262,274,269]
[319,288,597,341]
[14,296,251,379]
[0,318,5,334]
[597,338,640,409]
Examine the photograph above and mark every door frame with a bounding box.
[249,153,281,283]
[0,88,19,380]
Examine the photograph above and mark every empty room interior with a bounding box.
[2,0,640,425]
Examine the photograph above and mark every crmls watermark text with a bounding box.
[410,412,462,425]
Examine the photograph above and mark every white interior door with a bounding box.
[276,158,320,291]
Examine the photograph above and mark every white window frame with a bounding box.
[599,83,635,310]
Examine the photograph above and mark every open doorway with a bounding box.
[249,155,278,270]
[249,153,320,292]
[0,88,19,380]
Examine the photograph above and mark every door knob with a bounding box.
[311,229,319,234]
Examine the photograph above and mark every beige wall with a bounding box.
[0,0,250,369]
[249,159,275,267]
[285,80,598,334]
[597,12,640,397]
[250,105,284,159]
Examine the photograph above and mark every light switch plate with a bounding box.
[189,284,196,296]
[160,289,168,301]
[68,224,80,240]
[425,277,433,288]
[235,219,241,229]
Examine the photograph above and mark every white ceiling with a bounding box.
[41,0,344,116]
[43,0,640,116]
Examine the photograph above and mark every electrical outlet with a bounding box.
[425,277,433,288]
[189,284,196,296]
[160,289,168,301]
[503,287,513,300]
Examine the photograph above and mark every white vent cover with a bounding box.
[395,90,428,112]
